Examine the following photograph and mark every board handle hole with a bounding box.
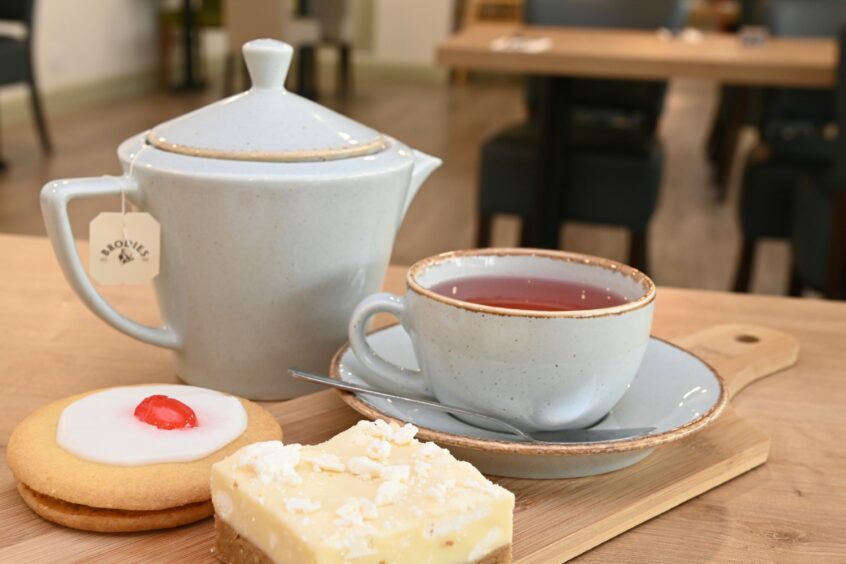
[736,334,760,343]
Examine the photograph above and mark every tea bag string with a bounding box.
[119,144,149,241]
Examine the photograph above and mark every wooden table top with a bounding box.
[437,24,837,87]
[1,233,845,561]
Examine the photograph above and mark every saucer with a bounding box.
[330,324,728,479]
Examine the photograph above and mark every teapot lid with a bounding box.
[146,39,386,162]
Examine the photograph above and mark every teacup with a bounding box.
[347,248,655,432]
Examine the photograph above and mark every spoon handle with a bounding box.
[288,369,534,442]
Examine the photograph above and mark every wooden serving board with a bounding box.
[0,324,797,563]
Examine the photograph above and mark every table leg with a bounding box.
[824,190,846,299]
[0,103,6,171]
[529,76,572,249]
[175,0,205,91]
[714,86,750,201]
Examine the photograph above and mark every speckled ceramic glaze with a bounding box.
[39,40,441,399]
[348,249,656,431]
[333,323,727,479]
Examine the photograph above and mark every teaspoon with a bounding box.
[288,369,654,445]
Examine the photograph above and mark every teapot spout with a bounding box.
[402,150,442,218]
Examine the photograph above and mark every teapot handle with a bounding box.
[40,176,181,350]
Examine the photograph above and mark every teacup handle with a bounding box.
[40,176,181,350]
[348,293,432,398]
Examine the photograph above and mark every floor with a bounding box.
[0,71,791,294]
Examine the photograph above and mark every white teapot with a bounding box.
[40,39,441,399]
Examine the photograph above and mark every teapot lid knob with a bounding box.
[243,39,292,90]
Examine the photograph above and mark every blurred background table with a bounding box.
[438,24,836,86]
[1,233,845,561]
[438,23,837,256]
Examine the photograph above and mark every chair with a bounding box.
[222,0,321,98]
[732,0,846,293]
[305,0,355,98]
[0,0,52,163]
[705,0,763,196]
[787,23,846,299]
[476,0,684,273]
[157,0,224,90]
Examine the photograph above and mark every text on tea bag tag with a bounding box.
[88,146,160,285]
[89,212,160,285]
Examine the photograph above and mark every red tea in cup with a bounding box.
[429,275,628,312]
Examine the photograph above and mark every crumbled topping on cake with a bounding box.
[347,456,383,477]
[388,423,417,445]
[380,464,410,483]
[325,529,376,560]
[335,497,378,527]
[365,419,392,437]
[417,441,445,458]
[425,479,456,504]
[302,452,345,473]
[375,480,407,506]
[237,441,302,485]
[361,419,418,445]
[366,438,392,461]
[414,460,432,479]
[284,497,321,514]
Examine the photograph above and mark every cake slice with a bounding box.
[211,420,515,563]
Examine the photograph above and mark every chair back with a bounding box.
[523,0,685,127]
[308,0,351,43]
[836,24,846,186]
[788,21,846,297]
[0,0,34,26]
[739,0,764,26]
[524,0,683,29]
[765,0,846,37]
[829,23,846,296]
[761,0,846,146]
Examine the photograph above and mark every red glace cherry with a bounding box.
[134,395,198,430]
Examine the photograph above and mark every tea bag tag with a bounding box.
[89,212,160,285]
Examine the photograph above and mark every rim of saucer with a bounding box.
[329,324,728,456]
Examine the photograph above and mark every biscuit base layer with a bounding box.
[214,517,513,564]
[18,482,213,533]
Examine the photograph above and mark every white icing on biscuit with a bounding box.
[56,385,248,466]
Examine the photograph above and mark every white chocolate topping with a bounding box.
[56,385,247,466]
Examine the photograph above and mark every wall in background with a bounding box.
[35,0,156,90]
[0,0,161,121]
[0,0,452,124]
[371,0,453,64]
[0,0,157,97]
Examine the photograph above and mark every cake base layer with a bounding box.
[214,518,512,564]
[18,482,213,532]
